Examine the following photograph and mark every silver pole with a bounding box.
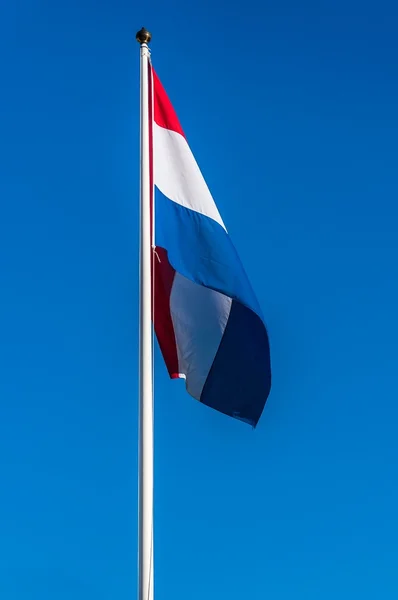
[136,26,154,600]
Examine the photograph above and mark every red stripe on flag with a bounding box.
[152,69,185,138]
[153,247,180,379]
[151,65,181,378]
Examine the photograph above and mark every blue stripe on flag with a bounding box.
[155,190,263,319]
[201,300,271,426]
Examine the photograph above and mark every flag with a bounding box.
[151,66,271,426]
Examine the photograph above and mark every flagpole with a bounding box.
[136,27,154,600]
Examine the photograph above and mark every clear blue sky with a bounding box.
[1,0,398,598]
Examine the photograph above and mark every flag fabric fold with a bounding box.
[151,66,271,426]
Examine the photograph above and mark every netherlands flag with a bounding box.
[150,65,272,427]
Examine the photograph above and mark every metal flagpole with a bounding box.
[136,27,154,600]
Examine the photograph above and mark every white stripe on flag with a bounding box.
[154,122,226,230]
[170,272,232,399]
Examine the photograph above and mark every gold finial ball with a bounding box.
[136,27,152,44]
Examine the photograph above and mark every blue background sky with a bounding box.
[1,0,398,598]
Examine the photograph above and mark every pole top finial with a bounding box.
[136,27,152,44]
